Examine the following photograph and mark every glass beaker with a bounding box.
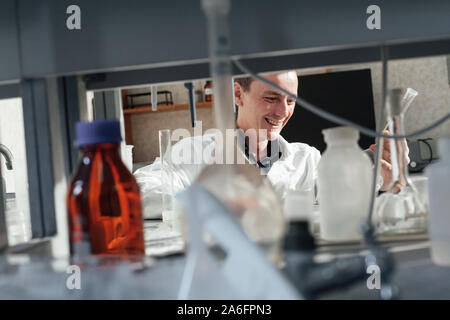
[375,89,428,235]
[159,129,175,222]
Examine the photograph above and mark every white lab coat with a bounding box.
[134,133,321,219]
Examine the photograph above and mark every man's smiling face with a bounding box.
[235,71,298,141]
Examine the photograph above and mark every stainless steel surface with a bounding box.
[20,79,57,238]
[1,0,450,84]
[0,0,21,83]
[1,239,448,299]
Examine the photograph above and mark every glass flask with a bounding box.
[67,120,145,259]
[375,89,428,235]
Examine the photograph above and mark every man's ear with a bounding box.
[234,82,244,108]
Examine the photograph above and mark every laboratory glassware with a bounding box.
[123,145,134,172]
[204,81,213,102]
[318,126,373,241]
[159,129,180,232]
[426,136,450,266]
[375,89,427,235]
[190,0,286,265]
[400,88,418,117]
[67,120,145,258]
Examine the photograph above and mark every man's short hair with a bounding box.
[235,77,254,92]
[235,70,298,92]
[234,77,254,119]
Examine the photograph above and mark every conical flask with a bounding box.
[375,89,428,235]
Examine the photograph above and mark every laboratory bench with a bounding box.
[1,220,449,300]
[1,175,442,299]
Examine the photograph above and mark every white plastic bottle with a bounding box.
[425,136,450,266]
[318,126,373,241]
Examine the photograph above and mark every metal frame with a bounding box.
[0,83,20,100]
[20,79,57,238]
[57,77,82,178]
[85,38,450,91]
[92,89,128,164]
[0,0,21,83]
[1,0,450,82]
[93,91,120,120]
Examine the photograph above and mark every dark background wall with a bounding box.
[283,69,376,152]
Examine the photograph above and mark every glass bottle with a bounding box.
[67,120,145,259]
[318,126,373,241]
[204,81,213,102]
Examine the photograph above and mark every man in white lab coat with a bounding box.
[134,71,405,219]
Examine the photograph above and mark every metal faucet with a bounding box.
[0,144,13,170]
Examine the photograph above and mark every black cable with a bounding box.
[233,59,450,140]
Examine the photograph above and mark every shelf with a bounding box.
[123,102,212,115]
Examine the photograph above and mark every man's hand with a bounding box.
[368,130,410,192]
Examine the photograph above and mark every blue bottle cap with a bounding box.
[75,120,122,147]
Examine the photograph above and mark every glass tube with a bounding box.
[159,129,174,220]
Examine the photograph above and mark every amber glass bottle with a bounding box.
[204,80,213,102]
[67,120,145,258]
